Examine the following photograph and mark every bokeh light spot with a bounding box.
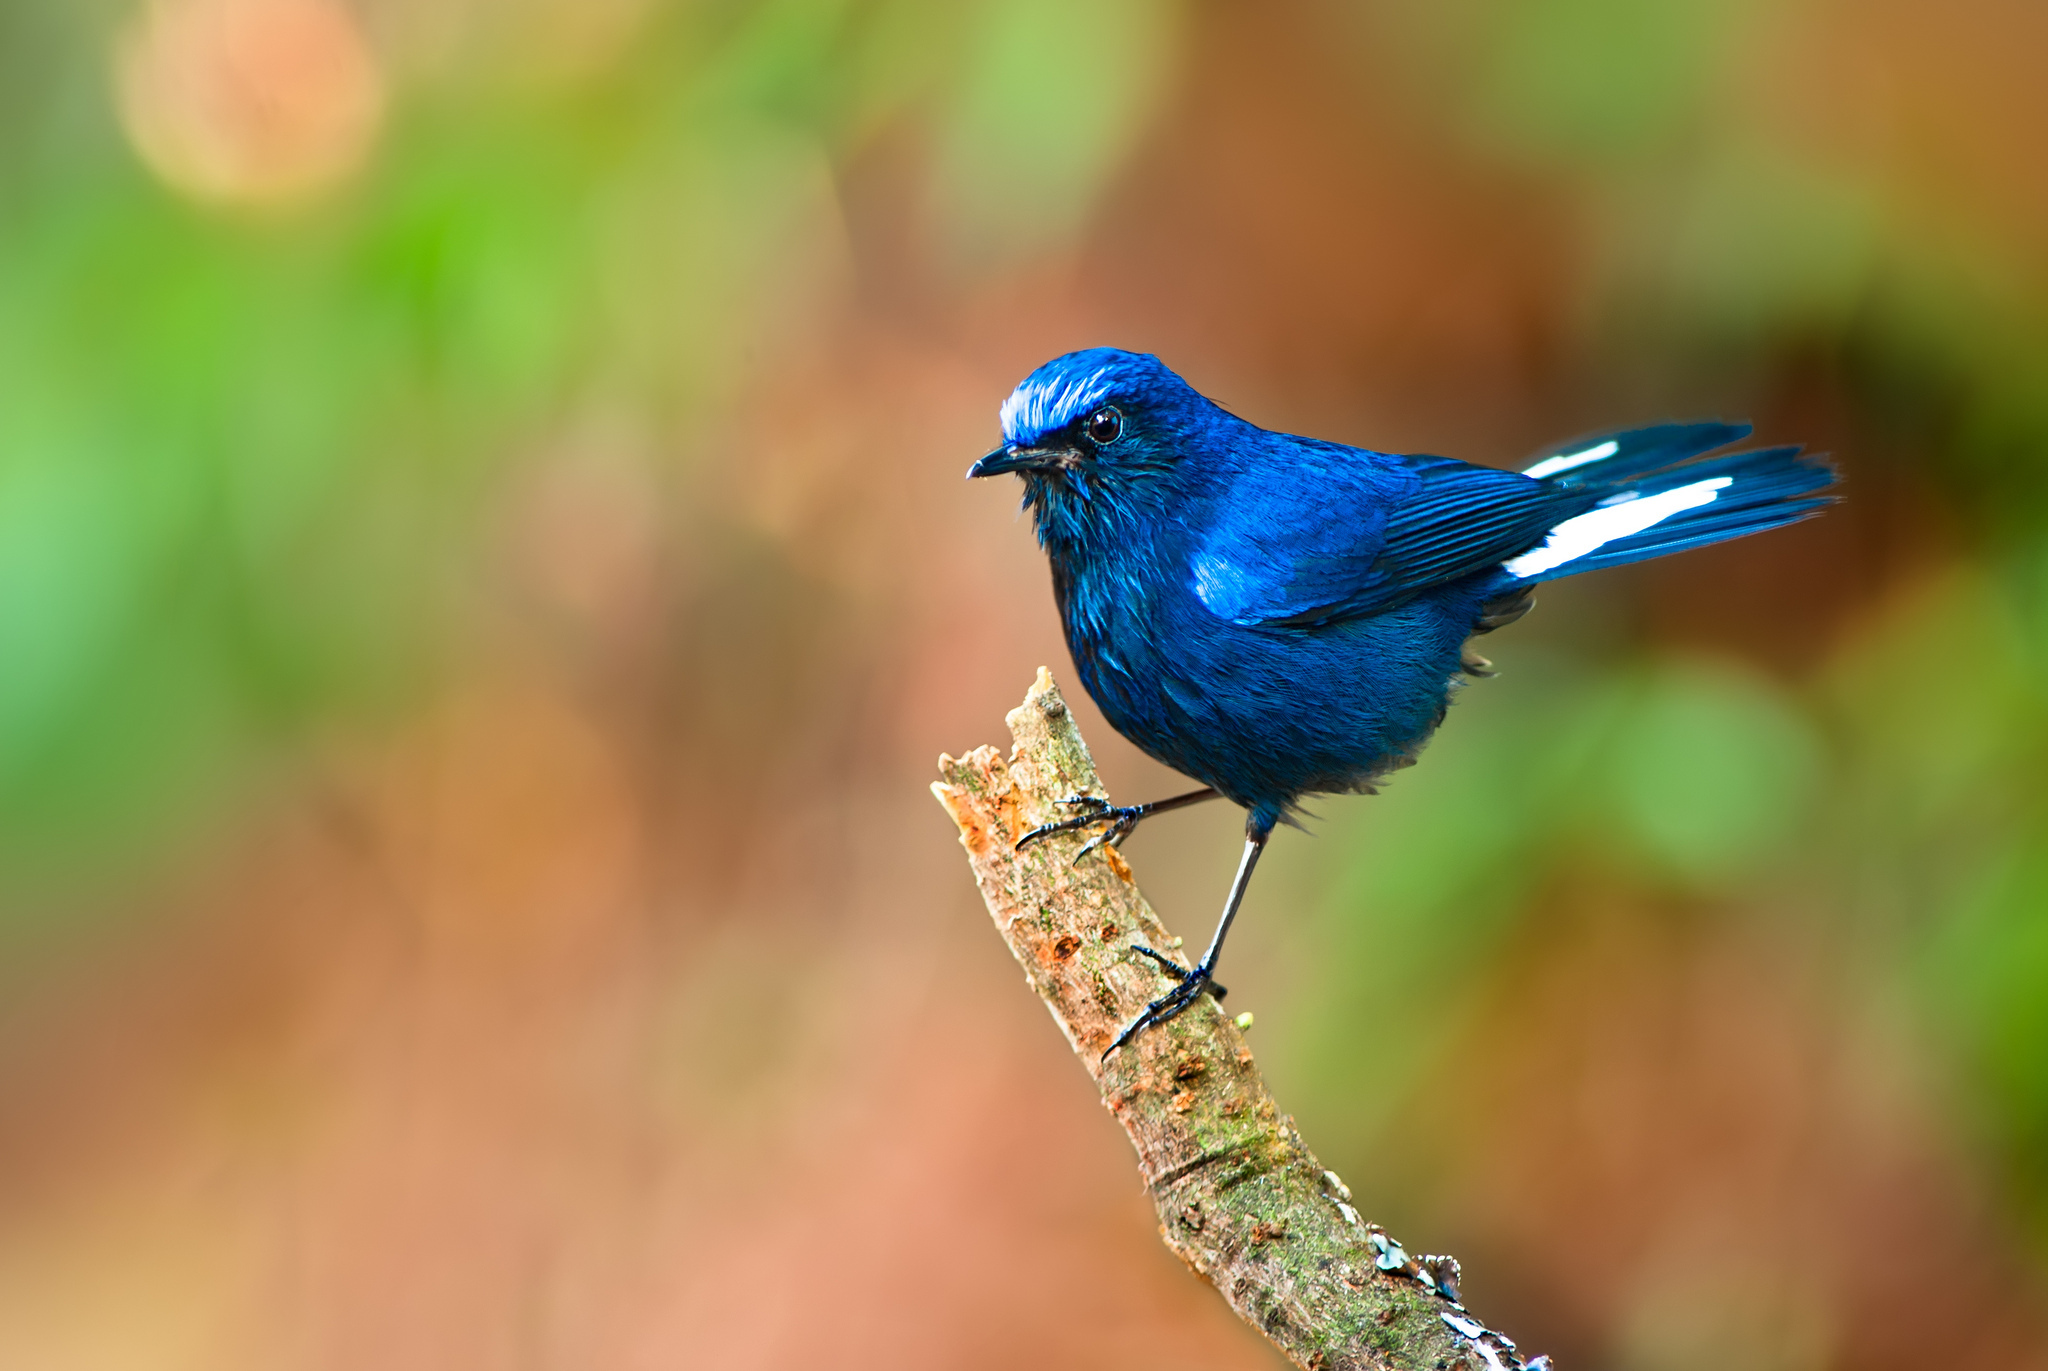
[115,0,385,208]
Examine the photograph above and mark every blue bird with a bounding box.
[969,348,1837,1056]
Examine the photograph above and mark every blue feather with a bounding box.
[1521,421,1751,484]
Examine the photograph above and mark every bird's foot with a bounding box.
[1017,794,1146,862]
[1102,947,1227,1060]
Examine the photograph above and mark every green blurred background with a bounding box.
[3,1,2047,1367]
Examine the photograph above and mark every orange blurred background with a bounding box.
[4,2,2048,1367]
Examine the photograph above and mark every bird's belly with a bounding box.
[1071,589,1482,819]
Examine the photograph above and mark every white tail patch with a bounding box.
[1503,475,1732,578]
[1523,439,1618,480]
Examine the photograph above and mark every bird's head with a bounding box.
[968,349,1201,507]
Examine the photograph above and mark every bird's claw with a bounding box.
[1016,794,1145,860]
[1130,944,1190,977]
[1101,946,1227,1060]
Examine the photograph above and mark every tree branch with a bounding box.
[932,669,1549,1371]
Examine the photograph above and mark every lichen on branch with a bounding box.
[932,669,1546,1371]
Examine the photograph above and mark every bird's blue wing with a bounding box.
[1191,444,1589,629]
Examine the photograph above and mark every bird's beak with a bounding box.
[967,443,1074,479]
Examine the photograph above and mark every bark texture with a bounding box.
[933,669,1547,1371]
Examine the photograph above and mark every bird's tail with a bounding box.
[1503,422,1837,583]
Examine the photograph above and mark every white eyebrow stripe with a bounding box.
[1524,439,1619,480]
[999,366,1117,444]
[1503,475,1731,578]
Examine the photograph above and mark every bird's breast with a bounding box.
[1053,537,1482,812]
[1053,543,1225,748]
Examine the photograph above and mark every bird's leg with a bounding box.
[1104,820,1271,1060]
[1015,786,1220,862]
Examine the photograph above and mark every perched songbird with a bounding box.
[969,348,1837,1056]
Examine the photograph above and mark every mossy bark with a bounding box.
[933,669,1544,1371]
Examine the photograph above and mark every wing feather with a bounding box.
[1189,423,1819,629]
[1191,447,1592,629]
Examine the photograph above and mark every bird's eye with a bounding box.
[1085,407,1123,445]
